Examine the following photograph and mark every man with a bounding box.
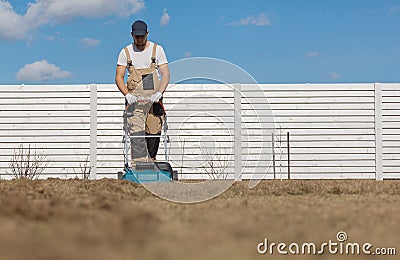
[115,20,170,164]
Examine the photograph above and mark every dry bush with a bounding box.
[74,155,92,180]
[7,144,48,180]
[200,145,230,180]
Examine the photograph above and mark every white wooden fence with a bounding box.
[0,83,399,180]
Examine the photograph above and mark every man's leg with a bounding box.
[146,132,161,161]
[127,103,152,166]
[145,106,164,161]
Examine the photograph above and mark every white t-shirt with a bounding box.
[117,41,168,70]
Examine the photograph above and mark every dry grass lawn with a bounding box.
[0,179,399,260]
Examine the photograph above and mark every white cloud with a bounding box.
[81,37,101,49]
[16,60,73,82]
[229,13,271,26]
[388,5,400,14]
[0,1,27,40]
[329,72,340,80]
[306,51,319,58]
[45,36,56,41]
[0,0,145,40]
[160,8,170,27]
[42,32,64,42]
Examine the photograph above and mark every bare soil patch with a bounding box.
[0,179,399,260]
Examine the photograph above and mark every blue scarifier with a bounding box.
[122,168,172,183]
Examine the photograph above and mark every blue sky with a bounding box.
[0,0,399,84]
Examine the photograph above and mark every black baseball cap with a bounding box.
[131,20,148,36]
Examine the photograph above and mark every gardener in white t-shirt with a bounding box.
[115,20,170,164]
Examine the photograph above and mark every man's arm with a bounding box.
[115,65,129,96]
[158,63,170,93]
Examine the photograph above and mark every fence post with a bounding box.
[374,83,383,180]
[90,84,98,180]
[234,83,242,181]
[287,132,290,180]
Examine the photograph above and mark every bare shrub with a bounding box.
[74,155,92,180]
[7,144,48,180]
[200,145,230,180]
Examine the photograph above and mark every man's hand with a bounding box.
[125,93,138,105]
[150,92,163,103]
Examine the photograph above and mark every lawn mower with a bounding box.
[117,98,178,183]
